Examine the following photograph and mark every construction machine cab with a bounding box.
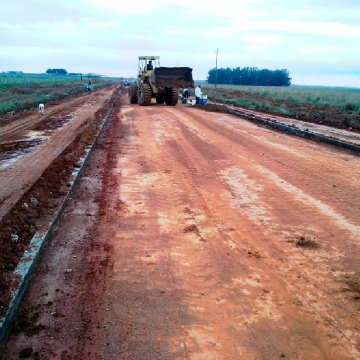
[138,56,159,76]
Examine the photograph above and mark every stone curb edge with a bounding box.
[228,109,360,155]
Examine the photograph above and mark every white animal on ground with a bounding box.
[38,103,45,114]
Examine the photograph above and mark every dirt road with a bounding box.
[0,86,117,221]
[2,96,360,359]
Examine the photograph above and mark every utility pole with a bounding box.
[215,48,219,91]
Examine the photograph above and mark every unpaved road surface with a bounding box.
[2,96,360,359]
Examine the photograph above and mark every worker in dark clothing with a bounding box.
[182,88,190,103]
[146,61,153,70]
[86,79,92,91]
[182,88,190,99]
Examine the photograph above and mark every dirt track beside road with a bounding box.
[0,86,119,319]
[2,97,360,359]
[0,86,117,221]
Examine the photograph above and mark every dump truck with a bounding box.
[129,56,194,106]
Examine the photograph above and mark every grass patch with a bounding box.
[0,73,79,88]
[0,99,19,113]
[201,84,360,130]
[35,94,51,103]
[344,103,358,111]
[204,84,360,112]
[0,73,119,116]
[219,95,292,116]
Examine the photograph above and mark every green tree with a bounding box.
[207,67,291,86]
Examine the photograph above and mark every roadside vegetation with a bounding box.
[207,67,291,86]
[0,73,119,116]
[202,84,360,131]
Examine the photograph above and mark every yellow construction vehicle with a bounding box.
[129,56,194,106]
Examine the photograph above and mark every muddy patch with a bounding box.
[343,274,360,301]
[0,139,45,169]
[183,224,199,233]
[33,113,76,132]
[11,306,45,337]
[199,103,230,114]
[289,235,320,250]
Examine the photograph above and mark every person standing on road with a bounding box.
[195,85,202,104]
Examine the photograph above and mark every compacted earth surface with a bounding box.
[1,93,360,359]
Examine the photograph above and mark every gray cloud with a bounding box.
[1,0,360,86]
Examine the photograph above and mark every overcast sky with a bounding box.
[1,0,360,86]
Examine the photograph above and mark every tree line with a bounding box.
[46,68,68,75]
[207,67,291,86]
[45,69,103,78]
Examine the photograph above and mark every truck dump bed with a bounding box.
[154,67,194,88]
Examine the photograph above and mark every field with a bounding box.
[202,84,360,131]
[0,73,119,116]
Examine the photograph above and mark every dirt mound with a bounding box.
[289,235,320,250]
[200,103,230,114]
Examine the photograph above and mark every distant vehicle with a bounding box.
[129,56,194,106]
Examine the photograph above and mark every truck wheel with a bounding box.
[165,88,179,106]
[129,84,138,104]
[156,95,164,104]
[137,84,152,106]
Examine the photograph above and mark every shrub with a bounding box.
[344,103,358,111]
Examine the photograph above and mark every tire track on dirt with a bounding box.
[180,107,360,224]
[160,106,360,358]
[116,105,355,359]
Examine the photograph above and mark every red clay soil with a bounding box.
[1,95,360,359]
[0,86,121,318]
